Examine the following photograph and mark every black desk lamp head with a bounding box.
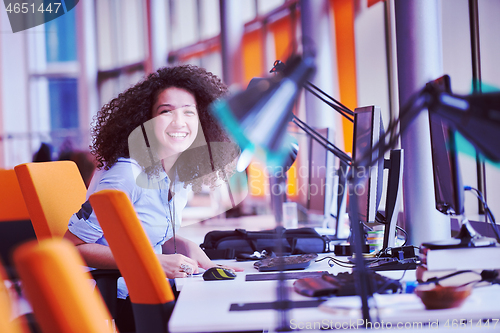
[210,55,315,170]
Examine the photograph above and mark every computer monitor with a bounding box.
[424,76,495,248]
[425,76,497,248]
[350,106,405,250]
[428,76,465,216]
[306,127,336,219]
[429,116,464,216]
[350,106,385,226]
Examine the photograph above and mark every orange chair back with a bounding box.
[0,169,30,222]
[14,161,87,239]
[89,189,175,305]
[0,259,29,333]
[13,239,115,333]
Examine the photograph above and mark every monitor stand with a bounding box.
[381,149,404,250]
[421,218,498,249]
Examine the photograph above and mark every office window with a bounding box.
[169,0,198,49]
[257,0,285,15]
[45,7,77,62]
[24,4,82,160]
[48,78,79,130]
[240,0,257,23]
[200,52,223,79]
[98,69,145,109]
[95,0,146,71]
[199,0,220,40]
[95,0,147,108]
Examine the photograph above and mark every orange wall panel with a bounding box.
[331,0,357,154]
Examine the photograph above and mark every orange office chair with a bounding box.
[0,169,36,278]
[14,161,87,239]
[13,239,116,333]
[0,169,30,222]
[0,259,30,333]
[89,189,176,333]
[14,161,121,318]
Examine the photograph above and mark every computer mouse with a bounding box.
[202,267,237,281]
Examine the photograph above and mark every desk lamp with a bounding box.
[271,60,353,239]
[212,55,316,330]
[212,55,316,172]
[211,55,377,327]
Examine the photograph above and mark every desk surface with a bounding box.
[169,256,500,333]
[172,217,500,332]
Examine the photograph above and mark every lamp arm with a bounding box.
[270,59,354,121]
[291,115,352,166]
[303,85,354,122]
[304,81,354,120]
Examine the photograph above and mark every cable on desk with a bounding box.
[315,256,354,269]
[464,186,500,242]
[375,211,409,246]
[396,226,408,246]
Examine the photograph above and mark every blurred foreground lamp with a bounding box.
[425,84,500,163]
[211,55,316,171]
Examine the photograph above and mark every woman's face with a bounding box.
[151,87,199,159]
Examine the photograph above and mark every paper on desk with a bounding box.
[319,293,424,317]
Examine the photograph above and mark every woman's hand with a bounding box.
[162,236,244,274]
[156,253,199,278]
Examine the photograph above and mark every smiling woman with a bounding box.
[151,87,200,169]
[62,65,242,332]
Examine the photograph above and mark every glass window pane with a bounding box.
[98,70,145,108]
[240,0,257,23]
[119,0,147,66]
[200,52,222,80]
[96,0,146,70]
[48,78,79,129]
[96,0,115,70]
[99,77,120,108]
[257,0,284,15]
[199,0,220,39]
[45,7,77,62]
[170,0,198,49]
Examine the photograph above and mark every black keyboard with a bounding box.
[253,254,318,272]
[293,271,402,297]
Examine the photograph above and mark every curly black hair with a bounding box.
[91,65,239,191]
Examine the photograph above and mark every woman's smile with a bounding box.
[167,131,189,139]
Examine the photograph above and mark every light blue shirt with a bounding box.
[68,158,189,298]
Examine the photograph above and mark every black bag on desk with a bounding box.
[200,227,328,259]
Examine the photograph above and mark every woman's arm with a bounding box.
[162,236,244,272]
[64,229,199,278]
[63,230,118,269]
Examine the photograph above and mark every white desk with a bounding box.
[172,218,500,332]
[170,256,500,332]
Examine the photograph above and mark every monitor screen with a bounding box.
[428,80,464,216]
[428,75,464,216]
[351,106,385,225]
[307,127,334,217]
